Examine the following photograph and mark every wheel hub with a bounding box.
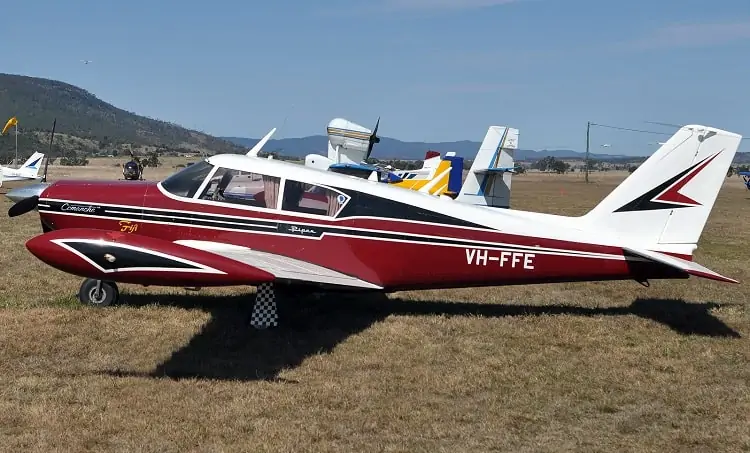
[88,287,107,304]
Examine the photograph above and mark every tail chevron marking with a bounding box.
[615,151,722,212]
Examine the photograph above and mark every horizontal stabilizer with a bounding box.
[472,167,517,174]
[624,247,738,283]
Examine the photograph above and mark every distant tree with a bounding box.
[531,156,553,171]
[60,152,89,166]
[628,165,638,173]
[550,159,569,174]
[532,156,568,173]
[141,149,161,167]
[585,159,599,171]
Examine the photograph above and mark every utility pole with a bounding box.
[585,121,590,183]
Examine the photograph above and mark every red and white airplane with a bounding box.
[6,124,741,329]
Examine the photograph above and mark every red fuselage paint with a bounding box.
[30,179,680,291]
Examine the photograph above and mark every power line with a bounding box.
[591,121,749,140]
[589,122,673,135]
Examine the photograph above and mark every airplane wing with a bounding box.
[328,163,404,183]
[328,162,377,172]
[623,247,738,283]
[25,228,382,289]
[471,167,517,174]
[175,240,383,289]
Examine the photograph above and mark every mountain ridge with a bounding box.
[1,72,748,165]
[0,72,244,160]
[221,135,642,162]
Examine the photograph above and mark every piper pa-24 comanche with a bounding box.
[6,124,741,329]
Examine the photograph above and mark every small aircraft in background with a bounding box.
[304,117,381,174]
[301,117,520,207]
[0,152,45,187]
[739,171,750,190]
[6,123,741,330]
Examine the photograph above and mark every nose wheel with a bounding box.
[78,278,120,307]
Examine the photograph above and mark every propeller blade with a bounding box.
[364,117,380,161]
[42,118,56,183]
[8,195,39,217]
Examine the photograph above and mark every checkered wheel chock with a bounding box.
[250,282,278,329]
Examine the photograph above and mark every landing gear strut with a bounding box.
[249,282,279,329]
[78,278,120,307]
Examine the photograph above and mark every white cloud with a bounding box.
[625,20,750,50]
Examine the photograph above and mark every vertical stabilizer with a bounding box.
[455,126,518,208]
[19,152,45,177]
[581,124,741,258]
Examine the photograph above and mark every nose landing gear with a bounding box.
[78,278,120,307]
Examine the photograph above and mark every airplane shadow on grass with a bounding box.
[102,292,742,382]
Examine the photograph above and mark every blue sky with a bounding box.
[2,0,750,155]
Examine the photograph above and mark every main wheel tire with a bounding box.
[78,279,119,307]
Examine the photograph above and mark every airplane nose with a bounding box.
[5,182,51,204]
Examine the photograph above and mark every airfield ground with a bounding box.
[0,157,747,452]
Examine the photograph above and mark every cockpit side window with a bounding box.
[160,160,214,198]
[281,179,349,217]
[198,167,281,209]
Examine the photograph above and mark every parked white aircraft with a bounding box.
[248,117,521,208]
[0,152,45,187]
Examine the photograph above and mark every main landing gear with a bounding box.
[78,278,120,307]
[74,278,280,329]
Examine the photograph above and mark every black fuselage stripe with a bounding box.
[38,202,556,254]
[37,205,616,260]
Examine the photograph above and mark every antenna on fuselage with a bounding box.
[246,127,277,157]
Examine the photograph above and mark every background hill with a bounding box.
[221,135,750,164]
[221,135,635,162]
[0,73,244,163]
[2,73,749,166]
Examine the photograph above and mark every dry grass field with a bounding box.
[0,157,748,452]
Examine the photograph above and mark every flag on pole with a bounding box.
[2,117,18,135]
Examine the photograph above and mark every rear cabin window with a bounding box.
[281,180,349,217]
[198,168,280,209]
[160,160,214,198]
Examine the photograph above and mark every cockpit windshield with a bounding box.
[160,160,214,198]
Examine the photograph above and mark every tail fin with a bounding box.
[391,153,455,195]
[582,124,741,258]
[455,126,518,208]
[20,152,44,177]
